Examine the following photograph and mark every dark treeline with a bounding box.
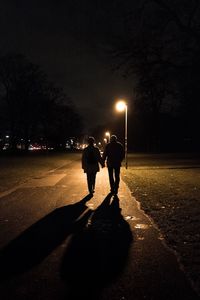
[108,0,200,152]
[0,53,83,151]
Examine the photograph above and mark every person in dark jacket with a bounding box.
[82,136,104,195]
[103,135,125,194]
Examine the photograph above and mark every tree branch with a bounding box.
[153,0,200,41]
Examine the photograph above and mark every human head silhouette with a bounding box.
[88,136,95,146]
[110,135,117,142]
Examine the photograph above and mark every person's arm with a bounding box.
[120,144,125,162]
[102,145,108,163]
[96,148,104,167]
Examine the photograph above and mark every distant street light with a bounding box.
[105,131,110,143]
[115,100,128,169]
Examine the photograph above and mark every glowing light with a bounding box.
[116,100,127,112]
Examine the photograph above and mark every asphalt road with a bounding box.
[0,155,199,300]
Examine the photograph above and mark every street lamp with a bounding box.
[105,131,110,143]
[116,100,128,169]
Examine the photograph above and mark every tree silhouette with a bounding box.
[108,0,200,151]
[0,53,83,151]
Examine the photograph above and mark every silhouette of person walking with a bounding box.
[103,135,124,194]
[82,136,104,195]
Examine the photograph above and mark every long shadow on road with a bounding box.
[60,193,133,300]
[0,194,93,281]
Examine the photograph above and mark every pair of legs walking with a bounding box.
[108,166,120,194]
[86,167,120,195]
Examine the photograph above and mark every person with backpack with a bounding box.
[82,136,104,195]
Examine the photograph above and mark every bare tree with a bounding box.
[108,0,200,150]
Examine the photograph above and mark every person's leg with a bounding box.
[114,166,120,194]
[91,172,96,192]
[108,167,115,193]
[86,173,93,193]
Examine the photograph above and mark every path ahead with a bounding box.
[0,159,198,300]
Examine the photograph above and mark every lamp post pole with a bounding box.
[125,104,128,169]
[115,100,128,169]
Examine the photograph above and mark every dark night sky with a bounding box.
[0,0,134,131]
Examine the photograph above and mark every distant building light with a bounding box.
[3,143,9,150]
[28,144,42,151]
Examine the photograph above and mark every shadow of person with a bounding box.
[0,194,93,281]
[60,193,133,300]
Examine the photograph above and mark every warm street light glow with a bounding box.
[105,131,110,143]
[116,100,127,112]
